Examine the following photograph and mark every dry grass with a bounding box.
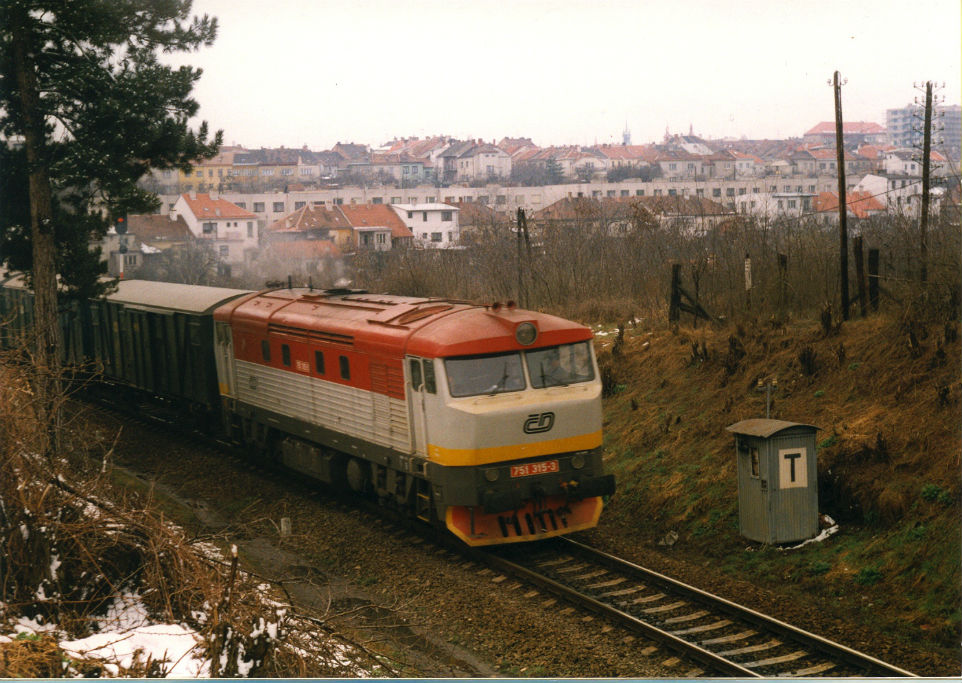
[597,309,961,649]
[0,359,384,677]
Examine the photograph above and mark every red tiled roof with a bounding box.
[179,193,256,220]
[805,121,886,136]
[338,204,414,240]
[127,214,192,243]
[814,191,885,218]
[268,204,352,232]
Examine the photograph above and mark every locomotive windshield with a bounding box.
[527,341,594,388]
[445,351,525,397]
[444,341,595,397]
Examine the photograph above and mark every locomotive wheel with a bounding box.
[345,457,371,494]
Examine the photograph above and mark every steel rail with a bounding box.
[547,537,916,677]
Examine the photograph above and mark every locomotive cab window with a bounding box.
[261,340,271,362]
[281,344,291,367]
[445,352,524,397]
[423,359,436,394]
[339,355,350,380]
[409,358,423,390]
[314,350,325,374]
[527,341,594,388]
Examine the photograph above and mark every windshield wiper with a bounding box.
[540,361,568,387]
[487,362,510,394]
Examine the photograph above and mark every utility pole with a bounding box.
[832,71,850,320]
[919,80,933,285]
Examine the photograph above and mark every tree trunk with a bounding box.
[11,15,62,457]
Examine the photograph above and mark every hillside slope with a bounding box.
[587,313,960,674]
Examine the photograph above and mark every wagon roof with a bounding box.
[107,280,253,314]
[726,419,819,438]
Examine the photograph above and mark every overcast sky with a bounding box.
[169,0,961,150]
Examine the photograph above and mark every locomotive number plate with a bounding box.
[510,459,559,478]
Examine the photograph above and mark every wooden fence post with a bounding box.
[669,263,681,323]
[854,235,867,318]
[868,248,880,312]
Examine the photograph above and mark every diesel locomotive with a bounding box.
[0,274,615,545]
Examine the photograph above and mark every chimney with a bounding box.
[189,191,197,200]
[215,208,221,217]
[210,190,219,201]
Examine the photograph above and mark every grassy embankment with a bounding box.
[593,312,960,655]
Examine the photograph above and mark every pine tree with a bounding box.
[0,0,222,454]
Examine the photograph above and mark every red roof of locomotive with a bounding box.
[214,288,592,358]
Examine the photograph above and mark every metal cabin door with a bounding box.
[769,434,815,542]
[405,355,428,456]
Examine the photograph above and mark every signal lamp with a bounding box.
[515,322,537,346]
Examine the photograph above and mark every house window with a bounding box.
[425,197,436,203]
[247,222,253,238]
[431,232,442,242]
[219,245,229,258]
[407,211,413,219]
[477,196,488,204]
[195,170,202,177]
[294,201,306,210]
[653,189,662,196]
[391,196,401,204]
[696,188,704,196]
[273,202,284,212]
[636,190,644,196]
[422,212,428,221]
[726,188,735,196]
[236,202,246,209]
[788,200,797,208]
[769,186,776,192]
[281,168,294,176]
[372,197,383,204]
[496,195,506,204]
[261,168,274,176]
[668,189,677,196]
[607,190,616,197]
[315,351,325,374]
[339,355,350,380]
[621,190,629,197]
[299,168,314,175]
[202,222,216,233]
[738,188,746,195]
[281,344,291,367]
[253,202,265,212]
[441,211,452,221]
[712,188,721,197]
[261,340,271,362]
[376,233,386,244]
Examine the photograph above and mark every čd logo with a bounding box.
[523,412,555,434]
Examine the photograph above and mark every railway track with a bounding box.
[85,395,918,678]
[472,537,917,678]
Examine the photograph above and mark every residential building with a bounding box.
[338,203,415,250]
[887,103,961,157]
[171,192,259,264]
[390,203,460,247]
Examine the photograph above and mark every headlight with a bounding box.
[515,322,537,345]
[571,453,586,469]
[484,468,500,482]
